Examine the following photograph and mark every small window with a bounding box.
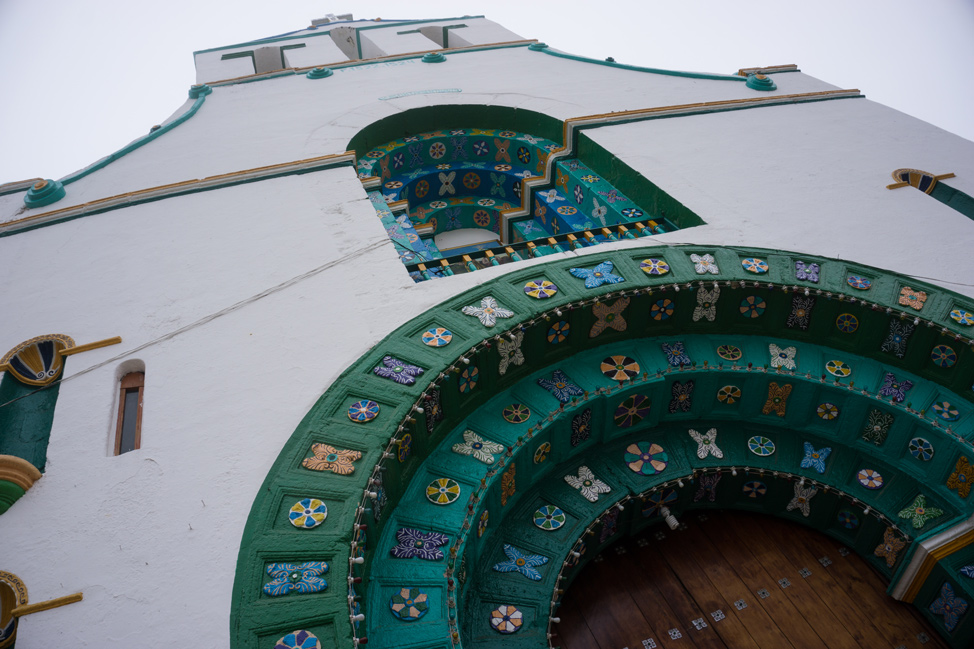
[114,372,144,455]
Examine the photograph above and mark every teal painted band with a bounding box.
[538,47,747,82]
[24,86,214,208]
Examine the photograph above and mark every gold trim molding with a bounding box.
[0,455,42,491]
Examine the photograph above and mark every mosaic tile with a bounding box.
[795,261,820,283]
[908,437,935,461]
[640,258,670,275]
[493,544,548,580]
[879,372,913,403]
[524,279,558,299]
[538,369,584,403]
[502,403,531,424]
[762,382,792,416]
[800,442,831,473]
[389,587,429,621]
[950,308,974,326]
[373,356,425,385]
[661,341,691,367]
[669,379,695,413]
[426,478,461,505]
[857,468,884,489]
[569,260,625,288]
[462,296,514,327]
[786,483,818,517]
[930,344,957,368]
[302,444,362,475]
[600,508,619,542]
[565,465,611,502]
[847,275,871,290]
[289,498,327,529]
[274,630,321,649]
[601,355,640,381]
[348,400,379,423]
[625,442,668,475]
[571,408,593,446]
[397,434,412,462]
[478,510,488,537]
[422,327,453,347]
[786,295,815,330]
[497,331,524,376]
[742,257,768,274]
[929,582,968,632]
[826,360,852,377]
[501,464,515,506]
[615,394,651,428]
[689,428,723,459]
[591,297,630,337]
[263,562,329,597]
[458,366,479,393]
[390,528,449,560]
[547,320,570,343]
[836,313,859,333]
[453,430,504,464]
[693,285,720,322]
[651,298,674,320]
[817,402,839,420]
[837,509,859,529]
[743,481,767,498]
[769,343,797,369]
[533,442,551,464]
[534,505,566,531]
[490,605,523,634]
[748,436,775,456]
[642,489,677,517]
[899,287,927,311]
[897,494,943,529]
[740,295,767,318]
[947,457,973,498]
[862,409,894,445]
[717,385,742,404]
[717,344,742,361]
[691,253,719,274]
[881,320,914,358]
[694,473,721,502]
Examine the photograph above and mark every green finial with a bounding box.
[307,67,333,79]
[23,178,66,208]
[422,52,446,63]
[746,74,777,91]
[528,42,548,51]
[188,84,213,98]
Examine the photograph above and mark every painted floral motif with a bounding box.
[881,320,914,358]
[453,430,504,464]
[742,257,769,274]
[717,345,742,361]
[502,403,531,424]
[898,494,943,529]
[847,275,872,290]
[426,478,461,505]
[962,566,974,579]
[275,630,321,649]
[458,366,479,393]
[490,605,524,634]
[748,436,775,456]
[933,401,961,421]
[836,313,859,333]
[874,527,907,568]
[565,465,611,502]
[817,402,839,420]
[423,390,443,434]
[669,380,694,413]
[534,505,567,531]
[557,205,578,215]
[462,296,514,327]
[651,298,675,320]
[861,409,894,445]
[786,482,818,517]
[591,297,630,337]
[398,434,412,463]
[302,444,362,475]
[662,341,692,367]
[743,481,767,498]
[571,408,592,446]
[622,207,644,218]
[524,279,558,299]
[640,258,670,275]
[371,487,387,522]
[769,344,797,369]
[581,174,599,183]
[950,308,974,326]
[686,428,721,459]
[548,320,570,343]
[795,261,820,283]
[348,399,380,423]
[429,142,446,158]
[497,331,525,376]
[389,587,429,622]
[837,509,859,529]
[691,253,719,275]
[947,457,973,498]
[787,296,815,330]
[930,582,969,632]
[391,528,449,560]
[538,369,584,403]
[762,382,793,417]
[600,507,620,542]
[800,442,831,474]
[642,489,677,516]
[614,394,651,427]
[624,442,668,475]
[534,442,551,464]
[601,355,640,381]
[694,473,722,502]
[899,287,927,311]
[373,355,425,385]
[879,372,912,402]
[931,344,957,368]
[857,468,884,489]
[740,295,767,318]
[422,327,453,347]
[909,437,935,461]
[289,498,327,529]
[693,285,720,322]
[501,464,516,506]
[478,510,489,537]
[569,260,625,288]
[493,544,548,580]
[263,562,329,597]
[717,385,742,403]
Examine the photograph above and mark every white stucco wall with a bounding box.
[2,18,974,648]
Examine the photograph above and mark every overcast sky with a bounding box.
[1,0,972,184]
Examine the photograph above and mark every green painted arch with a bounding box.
[230,244,974,649]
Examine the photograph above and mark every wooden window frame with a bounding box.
[114,372,144,455]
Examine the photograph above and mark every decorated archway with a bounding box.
[230,244,974,649]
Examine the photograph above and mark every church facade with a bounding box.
[2,15,974,649]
